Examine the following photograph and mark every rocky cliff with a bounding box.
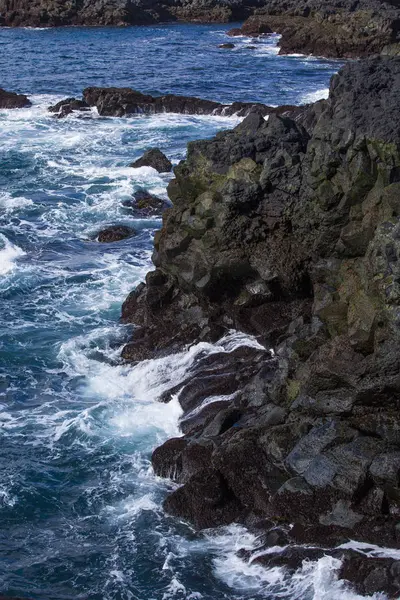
[122,57,400,594]
[0,0,263,26]
[228,0,400,58]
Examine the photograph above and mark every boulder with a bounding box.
[130,149,172,173]
[0,88,31,109]
[218,42,235,48]
[96,225,136,243]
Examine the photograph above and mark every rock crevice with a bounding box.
[122,59,400,575]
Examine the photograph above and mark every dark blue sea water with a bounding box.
[0,23,372,600]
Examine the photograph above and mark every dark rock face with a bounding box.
[339,554,400,597]
[0,88,31,109]
[228,0,400,58]
[123,189,169,216]
[0,0,265,27]
[82,85,301,119]
[96,225,136,243]
[122,58,400,594]
[131,148,172,173]
[48,97,89,118]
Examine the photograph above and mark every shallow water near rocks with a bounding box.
[0,22,385,600]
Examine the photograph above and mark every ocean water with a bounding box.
[0,23,384,600]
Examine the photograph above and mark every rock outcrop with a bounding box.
[0,89,31,109]
[131,148,172,172]
[82,86,299,118]
[121,56,400,593]
[48,98,90,118]
[228,0,400,58]
[0,0,264,27]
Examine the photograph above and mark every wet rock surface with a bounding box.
[48,97,90,118]
[96,225,136,243]
[228,0,400,58]
[0,88,31,109]
[122,56,400,597]
[123,189,169,216]
[82,86,301,118]
[130,148,172,173]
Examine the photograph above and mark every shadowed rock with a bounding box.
[119,61,400,596]
[96,225,136,243]
[0,88,31,109]
[0,0,266,27]
[82,85,302,118]
[48,97,90,118]
[131,149,173,173]
[123,189,169,216]
[227,0,400,58]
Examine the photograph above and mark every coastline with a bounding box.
[1,10,400,599]
[120,55,400,597]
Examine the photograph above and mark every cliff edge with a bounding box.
[122,56,400,593]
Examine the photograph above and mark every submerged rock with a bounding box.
[0,88,31,109]
[130,149,173,173]
[219,42,235,48]
[96,225,136,243]
[123,189,169,216]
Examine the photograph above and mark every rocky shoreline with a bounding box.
[0,0,263,27]
[120,56,400,596]
[1,0,400,60]
[228,0,400,58]
[3,10,400,596]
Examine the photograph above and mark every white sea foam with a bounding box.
[0,191,33,213]
[301,87,330,103]
[206,525,389,600]
[0,234,26,275]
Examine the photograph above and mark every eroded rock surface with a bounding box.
[228,0,400,58]
[82,86,301,118]
[122,59,400,594]
[0,89,31,109]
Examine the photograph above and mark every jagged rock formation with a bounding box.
[0,0,264,27]
[0,88,31,108]
[81,87,301,118]
[121,57,400,592]
[228,0,400,58]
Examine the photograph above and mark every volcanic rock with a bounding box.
[96,225,136,243]
[0,0,266,27]
[123,189,169,216]
[130,149,173,173]
[48,97,90,118]
[227,0,400,58]
[0,88,31,109]
[120,60,400,582]
[82,85,301,119]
